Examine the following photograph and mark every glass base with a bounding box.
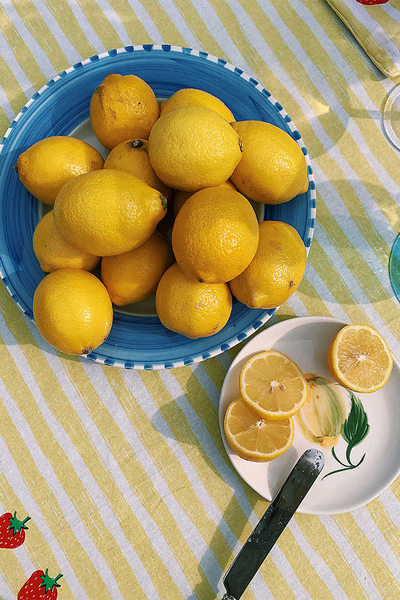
[383,86,400,150]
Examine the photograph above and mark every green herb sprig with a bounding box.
[322,391,370,480]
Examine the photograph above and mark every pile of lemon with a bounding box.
[16,74,309,356]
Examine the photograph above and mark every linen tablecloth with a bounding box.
[1,1,400,599]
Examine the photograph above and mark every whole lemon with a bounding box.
[148,106,242,192]
[230,121,308,204]
[160,88,235,122]
[101,232,174,306]
[90,74,160,150]
[104,139,172,200]
[172,187,259,283]
[16,136,104,205]
[173,180,236,217]
[33,268,113,355]
[33,211,100,273]
[53,169,167,257]
[156,263,232,339]
[229,220,307,309]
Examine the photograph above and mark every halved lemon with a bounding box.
[327,324,393,393]
[224,397,294,462]
[239,351,308,420]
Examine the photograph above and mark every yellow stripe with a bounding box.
[171,0,226,58]
[10,0,69,73]
[335,512,400,597]
[133,0,186,45]
[0,6,47,89]
[0,470,74,599]
[104,0,158,44]
[101,365,229,599]
[367,498,400,562]
[295,513,369,600]
[67,0,123,50]
[0,107,10,136]
[141,366,298,600]
[272,525,334,599]
[296,275,334,318]
[63,359,199,600]
[39,0,97,59]
[0,318,179,599]
[0,55,27,114]
[0,364,113,600]
[240,0,400,248]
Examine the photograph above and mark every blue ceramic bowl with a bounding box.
[0,45,316,369]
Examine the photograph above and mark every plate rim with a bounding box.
[0,44,317,370]
[219,315,400,515]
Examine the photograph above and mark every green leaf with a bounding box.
[341,391,370,448]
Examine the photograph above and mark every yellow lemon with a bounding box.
[33,211,100,273]
[53,169,167,257]
[239,351,308,420]
[172,187,259,283]
[104,139,172,200]
[90,73,159,150]
[230,121,308,204]
[16,136,104,205]
[160,88,235,122]
[156,263,232,339]
[224,398,294,462]
[148,106,242,192]
[33,268,113,355]
[229,220,307,309]
[101,232,174,306]
[173,180,236,217]
[327,324,393,393]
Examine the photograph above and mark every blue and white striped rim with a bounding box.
[0,44,316,370]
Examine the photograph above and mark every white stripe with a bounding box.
[321,515,383,600]
[185,0,257,76]
[0,434,90,600]
[92,0,131,46]
[0,323,164,600]
[312,223,400,357]
[0,84,15,121]
[1,0,57,79]
[302,268,352,322]
[18,319,192,599]
[124,0,163,44]
[157,0,201,48]
[226,0,400,206]
[64,0,106,53]
[29,0,81,65]
[0,572,14,600]
[152,367,311,597]
[269,544,312,600]
[353,506,400,580]
[80,361,233,596]
[288,519,347,599]
[0,33,34,98]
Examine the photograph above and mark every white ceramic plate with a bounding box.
[219,316,400,514]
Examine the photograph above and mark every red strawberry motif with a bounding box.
[0,512,30,549]
[18,570,63,600]
[356,0,389,4]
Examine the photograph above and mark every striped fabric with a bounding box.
[325,0,400,77]
[0,1,400,599]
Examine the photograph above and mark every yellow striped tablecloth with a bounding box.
[1,1,400,599]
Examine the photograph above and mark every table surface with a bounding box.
[1,1,400,599]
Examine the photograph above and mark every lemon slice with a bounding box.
[239,351,308,420]
[327,324,393,393]
[224,398,294,462]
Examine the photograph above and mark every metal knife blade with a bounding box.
[222,449,325,600]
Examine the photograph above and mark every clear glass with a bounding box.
[383,86,400,150]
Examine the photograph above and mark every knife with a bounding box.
[222,448,325,600]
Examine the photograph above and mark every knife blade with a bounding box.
[222,448,325,600]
